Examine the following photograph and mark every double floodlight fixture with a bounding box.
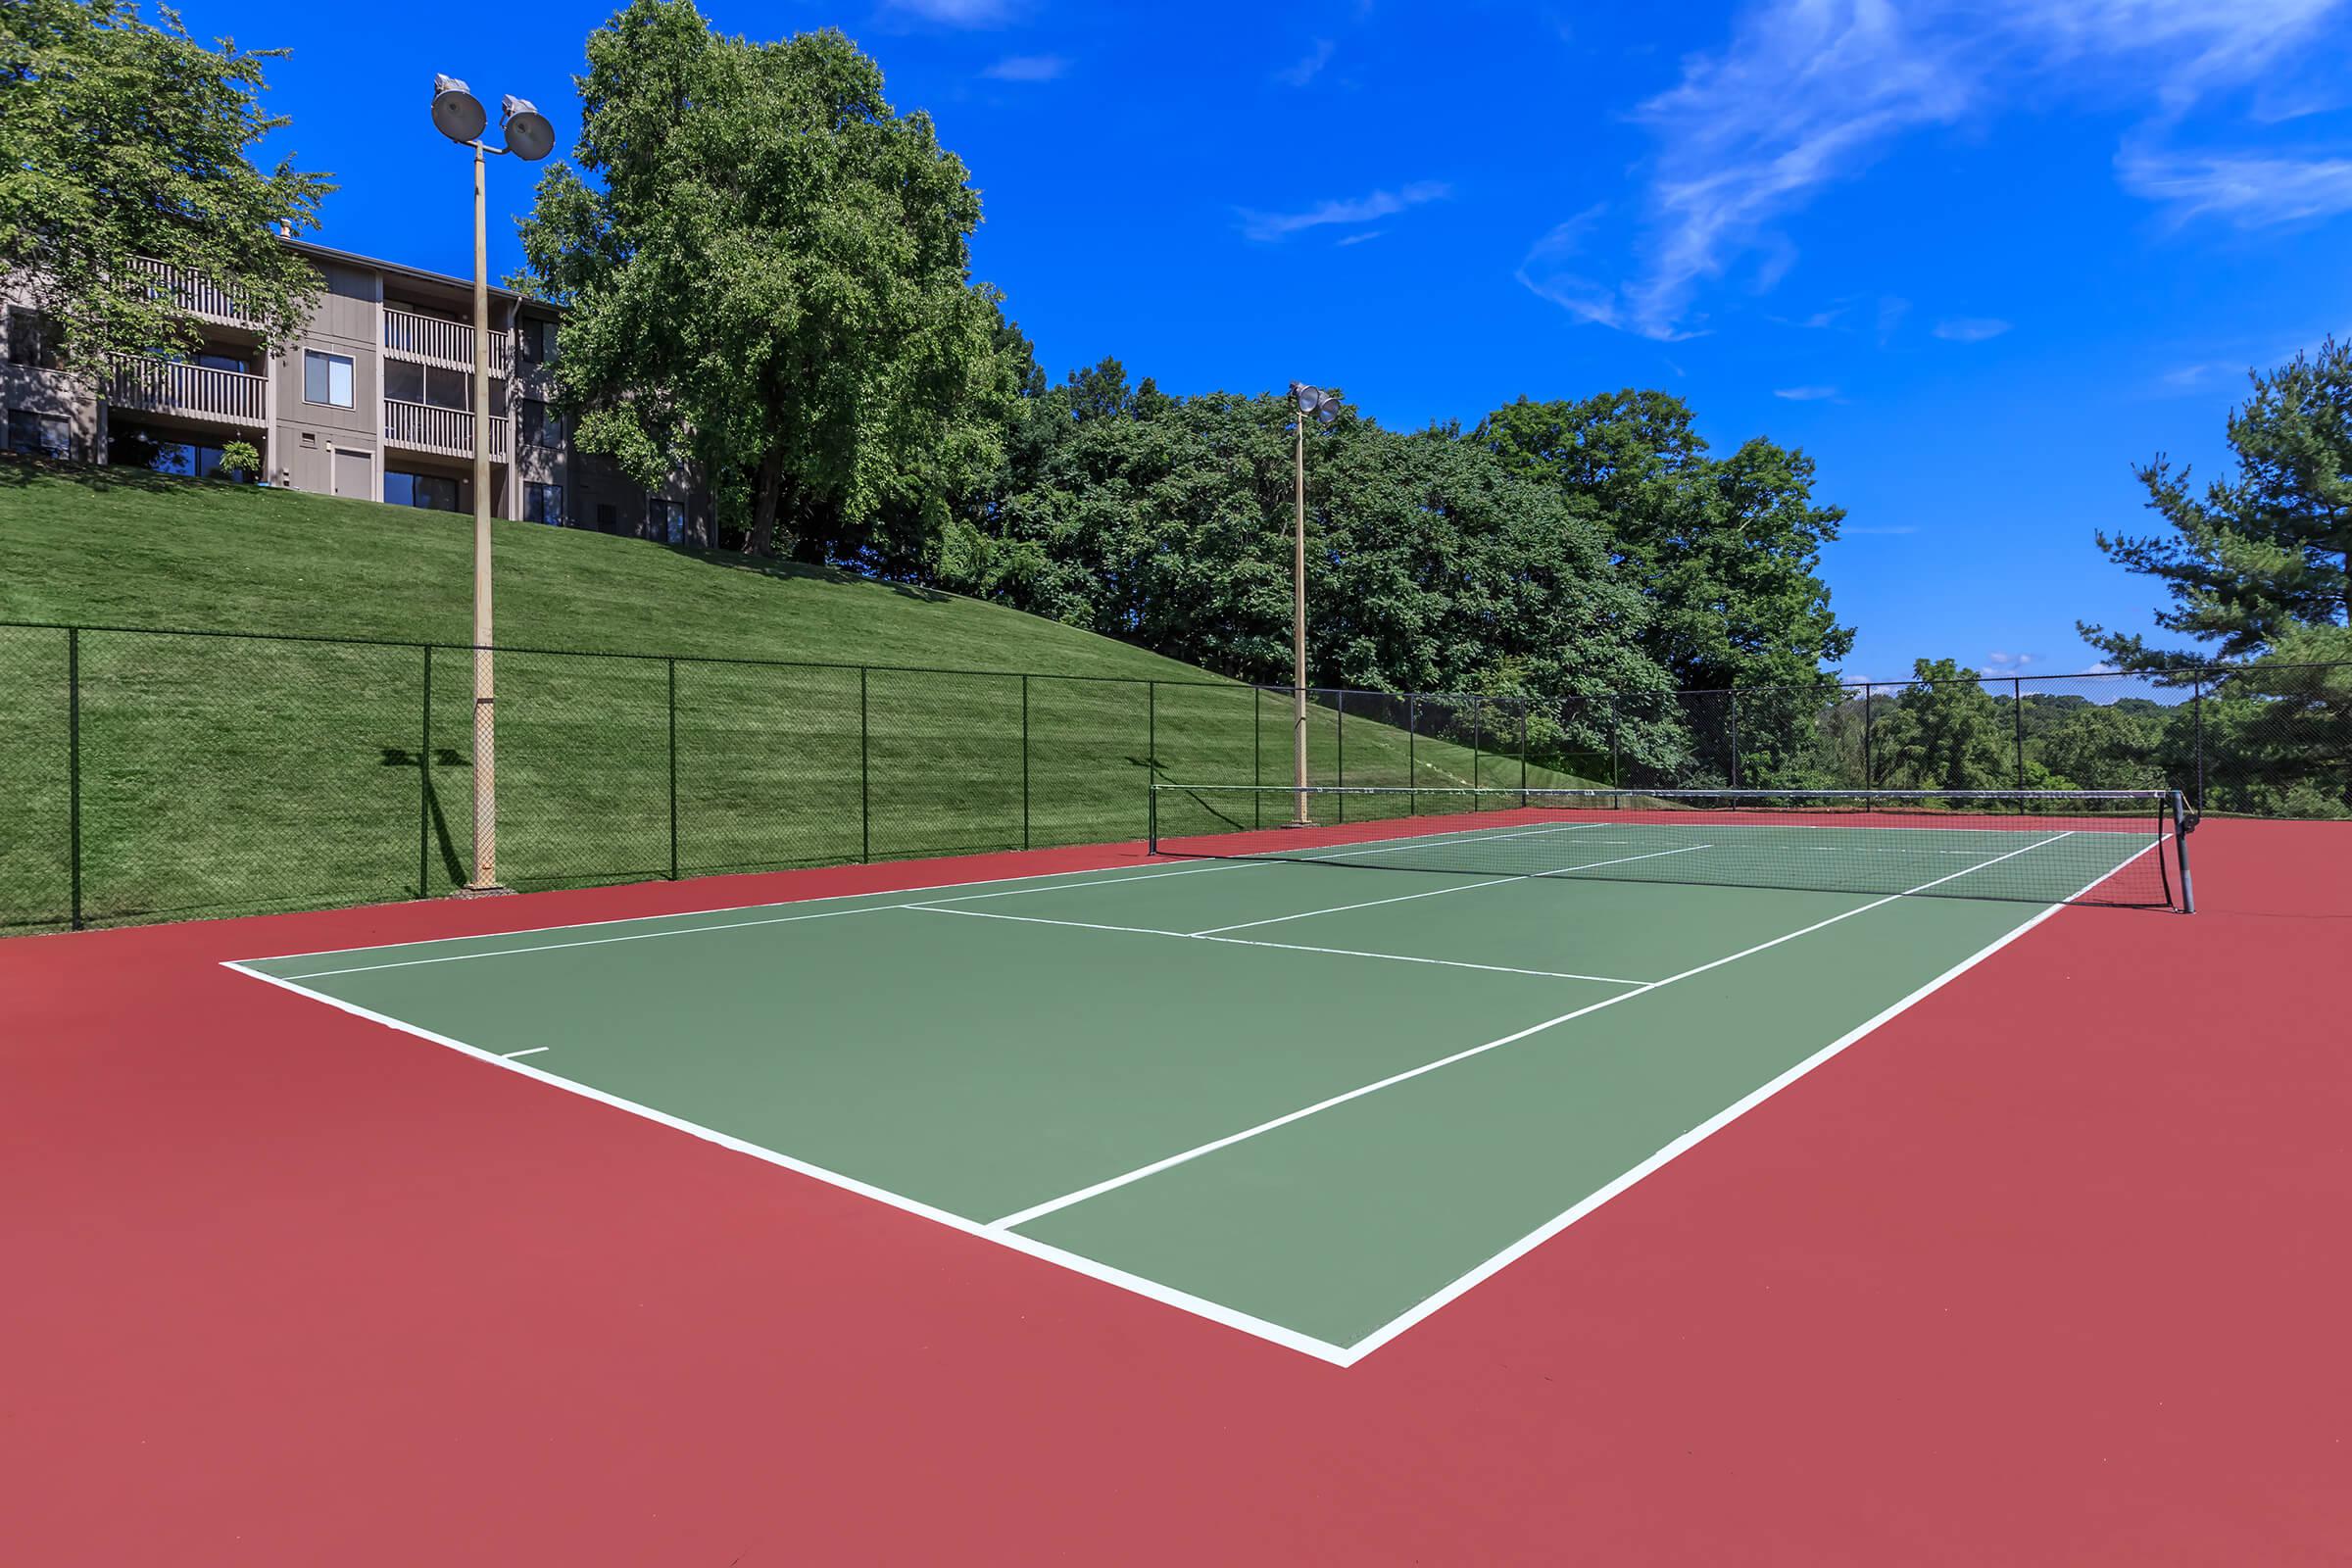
[430,74,556,161]
[1291,382,1342,425]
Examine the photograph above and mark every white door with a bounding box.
[333,447,372,499]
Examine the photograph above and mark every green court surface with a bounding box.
[230,813,2160,1363]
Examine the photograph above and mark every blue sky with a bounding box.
[210,0,2352,685]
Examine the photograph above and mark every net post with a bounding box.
[2013,676,2025,790]
[419,644,433,897]
[666,658,679,881]
[67,626,82,931]
[2173,789,2195,913]
[858,665,870,864]
[1147,781,1158,855]
[1020,673,1030,851]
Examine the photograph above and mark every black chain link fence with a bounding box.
[3,620,2345,934]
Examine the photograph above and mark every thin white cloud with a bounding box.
[1239,181,1448,243]
[1980,651,2039,676]
[1876,296,1911,345]
[1935,317,2012,342]
[1335,229,1384,246]
[1774,385,1839,401]
[885,0,1014,24]
[2117,144,2352,226]
[981,54,1068,82]
[1515,205,1696,339]
[1276,38,1337,87]
[1773,304,1850,329]
[1522,0,2351,339]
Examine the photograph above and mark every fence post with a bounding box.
[1728,688,1741,789]
[1336,690,1346,824]
[2013,675,2025,791]
[1146,681,1156,838]
[858,666,870,864]
[1407,693,1418,815]
[1608,695,1621,796]
[1863,683,1874,788]
[67,627,82,931]
[1519,703,1529,806]
[2193,676,2206,810]
[1252,685,1262,828]
[1020,673,1030,851]
[666,658,679,880]
[1470,693,1482,809]
[418,645,433,897]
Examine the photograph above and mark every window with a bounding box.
[384,470,465,512]
[596,502,618,532]
[423,365,470,413]
[518,398,564,450]
[7,408,73,459]
[384,361,423,404]
[516,318,557,363]
[524,482,564,525]
[303,350,354,408]
[195,350,251,375]
[648,497,685,545]
[7,310,60,368]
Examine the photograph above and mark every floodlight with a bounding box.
[501,95,556,162]
[430,74,486,144]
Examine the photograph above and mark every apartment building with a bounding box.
[0,237,707,543]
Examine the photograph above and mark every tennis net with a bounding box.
[1147,786,2194,910]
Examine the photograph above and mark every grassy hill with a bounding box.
[0,465,1585,932]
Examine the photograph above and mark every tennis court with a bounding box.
[227,786,2186,1362]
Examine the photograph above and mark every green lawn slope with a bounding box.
[1,465,1587,931]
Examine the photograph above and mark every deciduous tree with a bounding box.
[0,0,328,370]
[514,0,1014,562]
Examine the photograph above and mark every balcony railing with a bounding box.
[384,398,510,461]
[128,258,256,327]
[105,355,267,425]
[383,308,514,378]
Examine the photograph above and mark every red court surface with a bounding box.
[4,820,2346,1564]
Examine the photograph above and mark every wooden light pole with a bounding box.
[431,76,553,892]
[1287,382,1339,827]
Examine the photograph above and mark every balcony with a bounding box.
[384,398,510,461]
[105,355,267,425]
[383,308,513,379]
[128,258,256,327]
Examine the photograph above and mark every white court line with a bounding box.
[219,960,1357,1367]
[265,859,1272,980]
[987,832,2074,1233]
[910,905,1653,986]
[502,1046,551,1059]
[1187,844,1714,936]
